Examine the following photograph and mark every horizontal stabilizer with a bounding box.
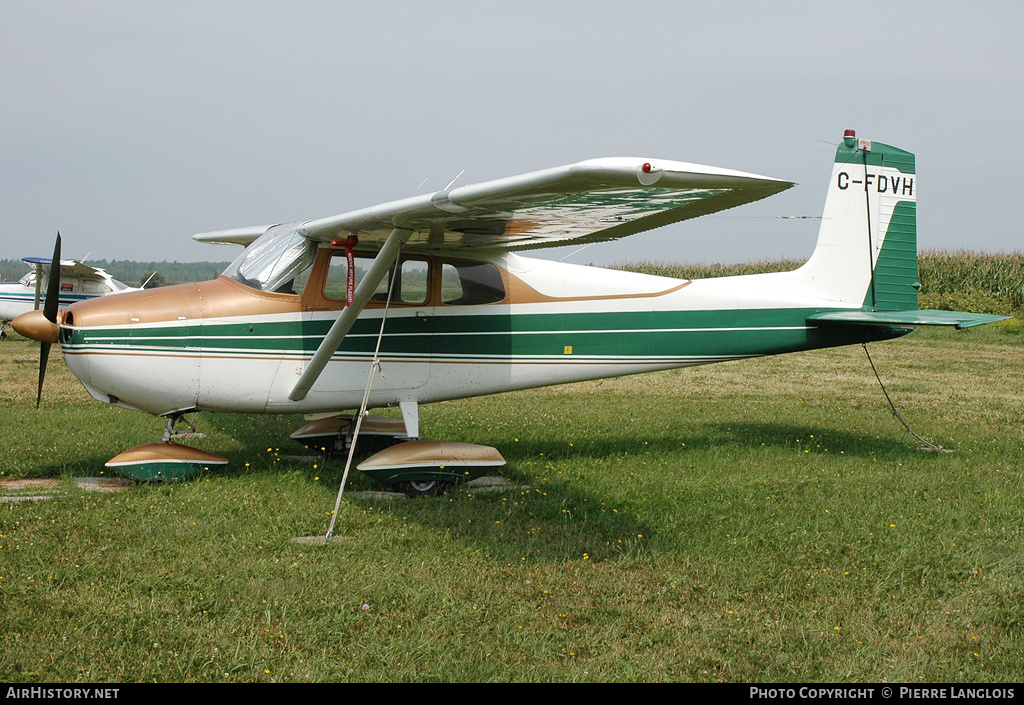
[808,309,1009,330]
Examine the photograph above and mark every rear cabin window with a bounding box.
[324,255,429,305]
[441,261,505,305]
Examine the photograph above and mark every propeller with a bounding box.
[36,232,62,407]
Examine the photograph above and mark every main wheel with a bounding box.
[394,480,449,498]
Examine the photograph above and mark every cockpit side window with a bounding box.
[441,261,505,305]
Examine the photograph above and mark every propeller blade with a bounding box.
[37,342,50,408]
[43,233,61,323]
[36,232,61,408]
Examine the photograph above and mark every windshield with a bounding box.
[223,225,318,293]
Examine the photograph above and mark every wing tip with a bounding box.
[193,225,273,247]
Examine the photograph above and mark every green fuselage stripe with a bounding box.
[64,306,906,362]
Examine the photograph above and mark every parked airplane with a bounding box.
[0,249,140,339]
[13,131,1006,493]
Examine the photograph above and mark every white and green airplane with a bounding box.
[13,130,1005,491]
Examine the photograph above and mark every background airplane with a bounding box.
[0,245,141,338]
[12,131,1006,494]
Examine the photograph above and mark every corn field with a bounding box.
[917,249,1024,314]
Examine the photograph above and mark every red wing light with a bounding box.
[330,235,359,248]
[641,163,653,173]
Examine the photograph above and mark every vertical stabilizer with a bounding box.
[789,131,918,309]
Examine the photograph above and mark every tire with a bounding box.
[394,480,449,498]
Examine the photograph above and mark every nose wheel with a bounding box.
[102,412,226,483]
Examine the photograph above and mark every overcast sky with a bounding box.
[2,1,1021,268]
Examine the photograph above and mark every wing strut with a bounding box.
[289,227,412,402]
[32,261,44,310]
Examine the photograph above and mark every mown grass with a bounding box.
[1,256,1022,683]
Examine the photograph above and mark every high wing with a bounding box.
[194,157,793,252]
[192,225,275,247]
[22,257,108,280]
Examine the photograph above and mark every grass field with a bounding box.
[1,316,1022,682]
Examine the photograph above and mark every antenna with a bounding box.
[409,177,429,196]
[558,242,597,262]
[444,170,465,191]
[863,149,877,310]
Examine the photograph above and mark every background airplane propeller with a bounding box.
[36,232,61,407]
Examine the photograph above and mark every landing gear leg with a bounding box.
[161,412,204,442]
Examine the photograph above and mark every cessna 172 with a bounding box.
[13,131,1005,493]
[0,249,140,339]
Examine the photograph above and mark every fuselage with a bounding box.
[56,248,906,417]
